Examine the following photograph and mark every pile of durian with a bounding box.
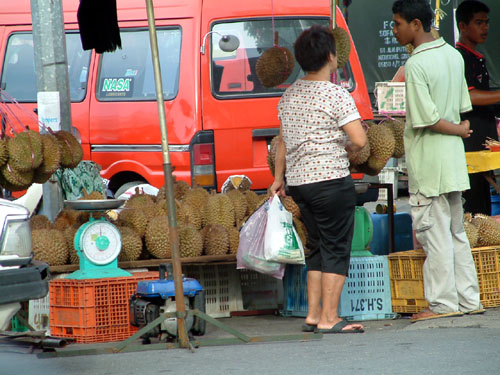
[30,182,308,266]
[0,128,83,191]
[464,213,500,248]
[349,118,405,176]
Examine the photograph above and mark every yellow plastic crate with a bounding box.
[388,250,427,313]
[472,246,500,308]
[388,247,500,312]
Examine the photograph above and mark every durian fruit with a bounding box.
[145,215,171,259]
[32,228,68,266]
[64,224,80,264]
[202,224,229,256]
[267,135,281,176]
[177,201,202,230]
[256,32,295,88]
[366,123,395,173]
[179,224,203,258]
[32,133,61,184]
[54,130,83,169]
[463,220,479,248]
[226,189,248,224]
[202,193,235,230]
[355,160,381,177]
[80,189,105,200]
[348,142,371,166]
[382,118,405,158]
[52,209,77,231]
[331,27,351,68]
[124,187,155,208]
[1,162,33,190]
[293,217,308,249]
[155,197,169,216]
[243,190,260,215]
[117,226,143,261]
[174,180,190,200]
[183,187,210,211]
[117,208,148,238]
[0,138,8,167]
[30,214,52,230]
[142,202,168,223]
[224,175,252,192]
[7,130,43,172]
[281,196,301,219]
[471,214,500,246]
[227,226,240,255]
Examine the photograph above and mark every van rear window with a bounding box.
[0,33,91,102]
[211,18,354,98]
[97,28,181,102]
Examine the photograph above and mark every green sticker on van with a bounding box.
[100,77,134,97]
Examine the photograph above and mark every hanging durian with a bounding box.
[54,129,83,169]
[7,130,43,172]
[331,27,351,69]
[256,32,294,88]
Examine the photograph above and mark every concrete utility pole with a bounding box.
[31,0,72,220]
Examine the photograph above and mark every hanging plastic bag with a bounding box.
[264,196,305,264]
[236,199,285,279]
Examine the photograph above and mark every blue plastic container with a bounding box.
[281,257,397,321]
[491,194,500,216]
[369,212,413,255]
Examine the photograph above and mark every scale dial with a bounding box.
[79,220,122,265]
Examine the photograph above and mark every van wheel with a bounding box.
[114,181,146,199]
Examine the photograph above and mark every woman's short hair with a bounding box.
[392,0,434,32]
[294,25,336,73]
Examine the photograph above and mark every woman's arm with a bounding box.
[343,119,367,152]
[270,128,287,197]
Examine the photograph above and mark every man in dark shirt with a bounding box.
[456,0,500,215]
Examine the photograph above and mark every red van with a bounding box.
[0,0,372,196]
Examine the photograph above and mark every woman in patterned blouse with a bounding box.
[270,25,367,334]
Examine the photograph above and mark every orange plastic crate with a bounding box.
[49,272,158,343]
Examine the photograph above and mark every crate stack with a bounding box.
[388,247,500,313]
[49,272,158,344]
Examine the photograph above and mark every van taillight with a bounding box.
[190,131,216,189]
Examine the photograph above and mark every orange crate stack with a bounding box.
[388,250,428,314]
[472,246,500,308]
[49,272,158,344]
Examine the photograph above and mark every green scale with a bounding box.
[64,199,132,280]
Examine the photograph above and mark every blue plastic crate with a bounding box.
[340,256,396,321]
[281,264,308,317]
[281,257,396,321]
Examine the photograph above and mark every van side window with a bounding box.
[211,18,354,98]
[97,28,181,101]
[0,33,91,102]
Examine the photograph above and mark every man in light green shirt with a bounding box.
[392,0,483,322]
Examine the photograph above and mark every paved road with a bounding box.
[1,308,499,375]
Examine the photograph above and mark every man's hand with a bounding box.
[459,119,472,139]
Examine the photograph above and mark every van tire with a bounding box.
[114,180,146,199]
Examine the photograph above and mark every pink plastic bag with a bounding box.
[236,199,285,279]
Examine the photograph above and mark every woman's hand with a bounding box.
[270,179,286,197]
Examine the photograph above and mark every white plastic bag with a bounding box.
[236,199,285,279]
[264,196,305,264]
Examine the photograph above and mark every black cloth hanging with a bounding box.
[77,0,122,54]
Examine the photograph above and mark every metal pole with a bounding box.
[145,0,188,348]
[330,0,337,28]
[31,0,71,221]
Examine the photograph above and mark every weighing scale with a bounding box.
[64,199,132,280]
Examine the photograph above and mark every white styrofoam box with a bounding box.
[375,82,406,114]
[378,167,398,200]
